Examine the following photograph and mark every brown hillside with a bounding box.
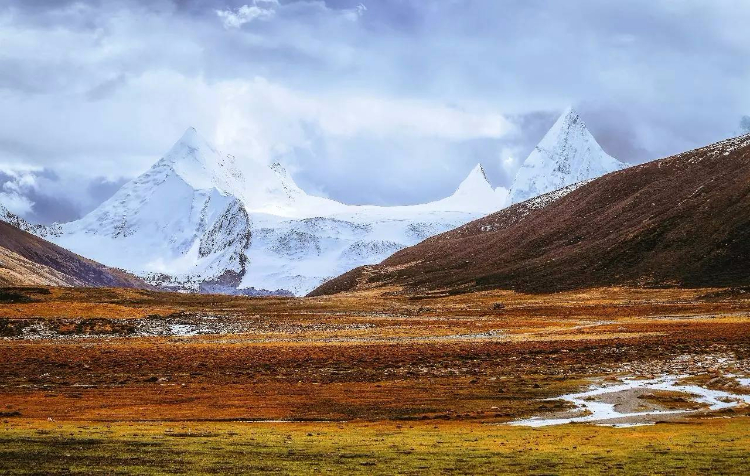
[311,134,750,296]
[0,221,149,288]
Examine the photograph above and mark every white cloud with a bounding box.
[2,0,750,217]
[314,97,512,140]
[341,3,367,22]
[0,191,33,215]
[216,0,280,29]
[501,154,516,174]
[0,165,42,216]
[212,77,515,167]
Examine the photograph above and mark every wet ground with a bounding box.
[511,374,750,427]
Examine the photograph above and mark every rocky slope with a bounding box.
[310,133,750,296]
[0,220,148,288]
[1,205,61,239]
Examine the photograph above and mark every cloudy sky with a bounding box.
[1,0,749,223]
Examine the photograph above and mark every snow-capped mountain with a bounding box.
[50,128,509,295]
[509,107,627,204]
[53,128,252,290]
[30,108,625,296]
[424,164,509,213]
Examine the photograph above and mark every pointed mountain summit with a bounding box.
[60,128,245,237]
[454,164,491,194]
[158,127,246,195]
[509,107,627,204]
[54,128,253,287]
[421,163,508,214]
[153,129,345,218]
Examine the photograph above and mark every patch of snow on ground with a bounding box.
[510,375,750,427]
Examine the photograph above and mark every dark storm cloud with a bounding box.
[86,176,129,206]
[23,193,81,224]
[0,168,127,223]
[1,0,749,220]
[580,105,651,164]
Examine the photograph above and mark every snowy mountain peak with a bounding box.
[159,128,245,195]
[508,107,627,203]
[546,106,583,140]
[269,162,287,177]
[423,163,507,214]
[560,105,576,120]
[178,126,200,144]
[263,161,310,205]
[454,163,492,195]
[470,163,489,182]
[166,127,215,164]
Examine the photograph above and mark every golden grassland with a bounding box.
[1,285,750,473]
[2,418,749,475]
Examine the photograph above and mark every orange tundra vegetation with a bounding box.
[1,285,749,474]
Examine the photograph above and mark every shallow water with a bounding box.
[511,375,750,427]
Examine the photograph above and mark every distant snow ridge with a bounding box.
[48,128,509,296]
[0,204,61,238]
[509,107,627,204]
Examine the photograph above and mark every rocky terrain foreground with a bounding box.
[1,285,749,474]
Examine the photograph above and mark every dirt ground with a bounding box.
[1,285,750,473]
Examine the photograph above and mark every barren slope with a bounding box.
[311,134,750,296]
[0,221,148,288]
[0,246,78,287]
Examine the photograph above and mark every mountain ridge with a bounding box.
[310,133,750,296]
[9,107,625,296]
[46,128,511,295]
